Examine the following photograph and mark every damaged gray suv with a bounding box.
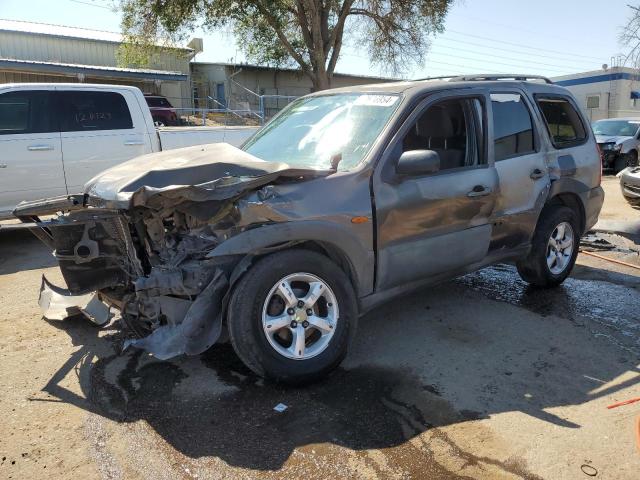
[14,75,604,383]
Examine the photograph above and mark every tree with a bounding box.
[621,4,640,67]
[119,0,453,91]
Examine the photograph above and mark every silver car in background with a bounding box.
[593,117,640,172]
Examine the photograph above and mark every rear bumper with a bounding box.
[584,185,605,232]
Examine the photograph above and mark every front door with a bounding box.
[373,90,498,291]
[0,90,66,216]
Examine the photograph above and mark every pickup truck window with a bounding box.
[0,91,53,135]
[243,93,400,171]
[536,96,586,148]
[402,97,483,170]
[491,93,535,161]
[58,91,133,132]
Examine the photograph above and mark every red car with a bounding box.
[144,94,179,126]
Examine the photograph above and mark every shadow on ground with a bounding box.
[0,230,57,274]
[34,265,640,476]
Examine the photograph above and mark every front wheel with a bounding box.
[227,249,357,384]
[516,206,580,288]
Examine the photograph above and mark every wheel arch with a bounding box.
[543,188,586,235]
[208,220,374,299]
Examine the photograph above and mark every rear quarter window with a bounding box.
[59,91,133,132]
[536,96,587,148]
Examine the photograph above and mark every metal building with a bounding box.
[0,19,198,107]
[191,62,397,118]
[552,67,640,121]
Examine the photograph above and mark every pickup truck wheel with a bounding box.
[516,206,579,288]
[227,249,357,384]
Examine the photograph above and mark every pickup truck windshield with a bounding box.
[592,119,640,137]
[243,93,400,170]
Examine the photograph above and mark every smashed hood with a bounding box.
[595,135,633,145]
[84,142,327,209]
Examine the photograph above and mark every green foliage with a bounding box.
[118,0,453,89]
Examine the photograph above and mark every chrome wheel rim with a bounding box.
[261,273,339,360]
[546,221,574,275]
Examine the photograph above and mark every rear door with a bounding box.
[57,88,152,192]
[488,90,550,249]
[0,89,65,215]
[373,89,498,290]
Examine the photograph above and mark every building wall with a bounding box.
[553,68,640,122]
[0,30,192,107]
[191,62,395,117]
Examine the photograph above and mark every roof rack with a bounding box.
[449,74,553,84]
[412,75,459,81]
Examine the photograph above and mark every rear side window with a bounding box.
[536,97,586,148]
[491,93,534,161]
[0,91,54,135]
[145,96,172,108]
[59,91,133,132]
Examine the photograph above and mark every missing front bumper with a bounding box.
[38,275,112,326]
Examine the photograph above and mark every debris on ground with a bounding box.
[273,403,288,413]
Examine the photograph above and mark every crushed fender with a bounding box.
[16,143,330,360]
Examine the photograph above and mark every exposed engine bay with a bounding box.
[13,143,330,359]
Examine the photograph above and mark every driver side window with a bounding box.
[401,97,484,171]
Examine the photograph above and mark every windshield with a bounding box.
[592,119,640,137]
[243,93,400,170]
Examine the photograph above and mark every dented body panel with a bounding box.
[15,78,604,361]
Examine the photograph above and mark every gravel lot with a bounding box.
[1,176,639,479]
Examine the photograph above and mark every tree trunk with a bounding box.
[311,70,331,91]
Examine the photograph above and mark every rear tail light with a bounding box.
[596,143,603,186]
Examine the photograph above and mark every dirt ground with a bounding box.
[1,176,639,480]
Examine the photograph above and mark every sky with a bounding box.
[0,0,635,79]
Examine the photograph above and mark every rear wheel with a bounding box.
[516,205,579,288]
[227,249,357,384]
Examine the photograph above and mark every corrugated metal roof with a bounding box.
[0,58,188,81]
[0,18,191,50]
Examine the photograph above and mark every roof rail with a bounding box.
[449,74,553,84]
[412,75,459,81]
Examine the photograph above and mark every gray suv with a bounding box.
[14,75,604,384]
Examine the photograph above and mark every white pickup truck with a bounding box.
[0,83,259,219]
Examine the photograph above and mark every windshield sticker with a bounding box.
[354,95,399,107]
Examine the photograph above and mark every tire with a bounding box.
[615,150,637,173]
[516,205,580,288]
[227,249,357,384]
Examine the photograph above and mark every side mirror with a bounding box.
[396,149,441,176]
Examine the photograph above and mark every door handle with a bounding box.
[124,140,144,146]
[467,185,492,197]
[530,168,546,180]
[27,144,54,151]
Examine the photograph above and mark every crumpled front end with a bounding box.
[14,143,328,359]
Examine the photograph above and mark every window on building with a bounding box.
[491,93,535,161]
[0,91,54,135]
[536,97,587,148]
[586,95,600,109]
[58,91,133,132]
